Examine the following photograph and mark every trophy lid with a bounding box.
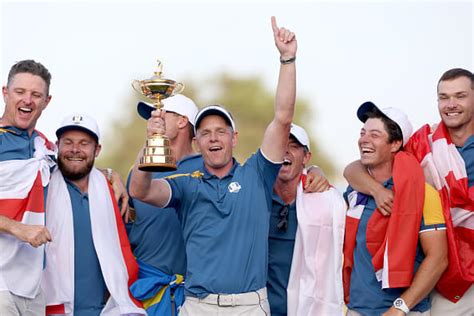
[132,59,184,105]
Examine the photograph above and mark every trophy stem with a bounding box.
[133,59,184,172]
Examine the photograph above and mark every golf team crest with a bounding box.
[228,181,241,193]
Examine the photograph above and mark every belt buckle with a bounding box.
[217,294,234,307]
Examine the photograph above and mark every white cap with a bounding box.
[357,101,413,146]
[56,113,100,141]
[194,105,236,134]
[137,94,199,126]
[290,123,310,150]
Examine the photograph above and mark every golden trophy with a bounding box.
[132,60,184,171]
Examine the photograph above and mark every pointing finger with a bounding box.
[271,16,279,34]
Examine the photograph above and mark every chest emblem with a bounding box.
[228,181,241,193]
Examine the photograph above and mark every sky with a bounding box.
[1,0,473,182]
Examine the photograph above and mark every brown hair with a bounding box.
[7,59,52,95]
[438,68,474,90]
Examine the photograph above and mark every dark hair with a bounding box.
[365,107,403,149]
[7,59,52,95]
[438,68,474,90]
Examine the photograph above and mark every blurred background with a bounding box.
[1,0,473,187]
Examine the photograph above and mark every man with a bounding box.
[132,99,327,316]
[344,69,474,315]
[267,123,346,316]
[0,59,54,315]
[0,59,129,316]
[127,94,200,315]
[130,16,296,315]
[343,102,448,315]
[42,113,145,315]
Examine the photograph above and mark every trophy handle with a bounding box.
[172,82,185,96]
[132,80,143,95]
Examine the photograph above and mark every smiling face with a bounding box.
[278,136,311,182]
[195,115,237,176]
[437,76,474,134]
[358,118,401,170]
[57,129,101,181]
[1,73,51,134]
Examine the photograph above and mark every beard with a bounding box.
[58,155,95,181]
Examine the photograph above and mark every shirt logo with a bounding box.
[228,181,241,193]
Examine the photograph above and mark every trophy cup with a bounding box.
[132,60,184,171]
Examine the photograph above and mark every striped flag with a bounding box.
[406,123,474,302]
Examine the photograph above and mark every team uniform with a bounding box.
[43,167,145,316]
[267,196,296,316]
[344,180,446,315]
[165,150,281,314]
[67,180,108,314]
[42,114,145,316]
[127,154,203,315]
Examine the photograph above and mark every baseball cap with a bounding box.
[194,105,236,134]
[137,94,199,126]
[56,113,100,142]
[357,101,413,146]
[290,123,310,150]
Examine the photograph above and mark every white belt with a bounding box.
[188,287,267,307]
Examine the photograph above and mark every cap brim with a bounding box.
[194,107,235,133]
[357,101,379,123]
[56,126,99,142]
[137,101,155,120]
[289,133,308,149]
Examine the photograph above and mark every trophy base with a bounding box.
[138,162,177,172]
[138,135,177,172]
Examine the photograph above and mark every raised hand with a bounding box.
[271,16,297,60]
[147,109,167,138]
[304,166,331,193]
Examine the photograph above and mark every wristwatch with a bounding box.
[393,297,410,314]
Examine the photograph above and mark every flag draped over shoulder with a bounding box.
[343,151,425,303]
[0,133,56,298]
[43,168,145,315]
[405,123,474,302]
[286,173,346,316]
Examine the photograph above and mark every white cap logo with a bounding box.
[72,115,83,124]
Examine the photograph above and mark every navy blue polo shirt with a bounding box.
[166,149,282,297]
[267,193,297,316]
[66,181,107,316]
[0,126,39,161]
[456,134,474,187]
[127,154,203,276]
[344,180,445,315]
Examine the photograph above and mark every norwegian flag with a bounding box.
[405,123,474,302]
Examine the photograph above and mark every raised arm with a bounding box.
[344,160,393,215]
[129,109,172,208]
[261,16,297,162]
